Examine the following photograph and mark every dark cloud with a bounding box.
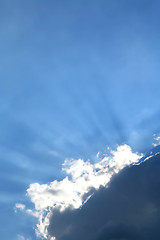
[47,153,160,240]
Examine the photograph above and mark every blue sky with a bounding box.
[1,1,160,239]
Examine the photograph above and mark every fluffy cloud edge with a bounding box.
[15,144,144,240]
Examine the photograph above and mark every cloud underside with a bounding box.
[48,153,160,240]
[21,144,143,239]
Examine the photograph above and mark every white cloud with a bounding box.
[26,208,40,218]
[152,134,160,146]
[14,203,26,213]
[14,203,39,218]
[18,144,143,239]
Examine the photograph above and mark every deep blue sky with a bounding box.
[1,1,160,239]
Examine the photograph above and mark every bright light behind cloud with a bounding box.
[16,144,143,239]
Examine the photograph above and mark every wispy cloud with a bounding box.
[14,203,26,213]
[17,234,31,240]
[152,134,160,147]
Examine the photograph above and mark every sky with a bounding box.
[1,0,160,239]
